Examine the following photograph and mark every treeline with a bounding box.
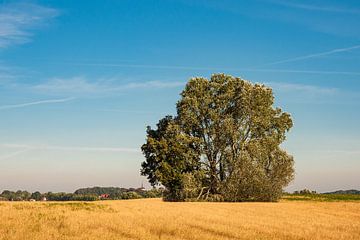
[0,187,163,201]
[74,186,164,199]
[283,189,360,202]
[292,189,317,195]
[288,189,360,195]
[324,189,360,195]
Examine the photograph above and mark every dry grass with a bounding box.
[0,198,359,240]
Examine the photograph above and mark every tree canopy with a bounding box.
[141,74,294,202]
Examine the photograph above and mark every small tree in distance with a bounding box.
[141,74,294,202]
[30,191,42,201]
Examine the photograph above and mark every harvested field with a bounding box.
[0,198,359,240]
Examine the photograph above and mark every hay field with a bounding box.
[0,198,359,240]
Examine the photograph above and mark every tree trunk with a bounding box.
[209,159,218,194]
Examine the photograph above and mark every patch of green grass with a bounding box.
[282,194,360,202]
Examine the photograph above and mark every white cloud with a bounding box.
[33,77,102,93]
[33,76,185,95]
[0,97,75,110]
[0,2,58,48]
[60,62,360,76]
[122,81,185,89]
[267,82,337,94]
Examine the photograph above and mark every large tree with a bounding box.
[141,74,294,201]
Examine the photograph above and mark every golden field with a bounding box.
[0,198,359,240]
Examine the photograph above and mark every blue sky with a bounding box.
[0,0,359,192]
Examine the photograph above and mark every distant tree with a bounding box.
[1,190,15,201]
[21,191,31,200]
[74,186,127,196]
[141,74,294,202]
[0,190,31,201]
[121,191,142,200]
[143,188,164,198]
[1,190,12,195]
[298,189,317,195]
[30,191,42,201]
[71,194,98,201]
[15,190,24,201]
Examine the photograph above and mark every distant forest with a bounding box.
[0,187,163,201]
[291,189,360,195]
[0,187,359,202]
[324,189,360,195]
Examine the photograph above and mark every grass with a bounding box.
[283,194,360,202]
[0,198,359,240]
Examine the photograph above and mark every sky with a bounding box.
[0,0,359,193]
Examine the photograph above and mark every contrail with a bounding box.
[0,97,75,110]
[265,44,360,65]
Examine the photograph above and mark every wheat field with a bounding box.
[0,198,359,240]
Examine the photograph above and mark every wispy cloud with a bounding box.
[0,148,31,161]
[179,0,360,37]
[265,44,360,65]
[0,97,75,110]
[1,143,140,153]
[100,109,163,115]
[58,63,360,76]
[122,81,185,89]
[33,76,185,95]
[268,0,360,14]
[33,76,340,100]
[244,69,360,76]
[267,82,337,95]
[0,2,58,48]
[33,77,103,94]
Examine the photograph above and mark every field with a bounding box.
[0,198,359,240]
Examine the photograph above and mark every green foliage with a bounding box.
[120,191,142,199]
[141,116,201,201]
[283,193,360,202]
[75,186,126,196]
[0,190,31,201]
[141,74,295,202]
[0,187,163,201]
[142,188,164,198]
[293,189,317,195]
[30,191,42,201]
[44,192,98,201]
[324,189,360,194]
[74,186,163,200]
